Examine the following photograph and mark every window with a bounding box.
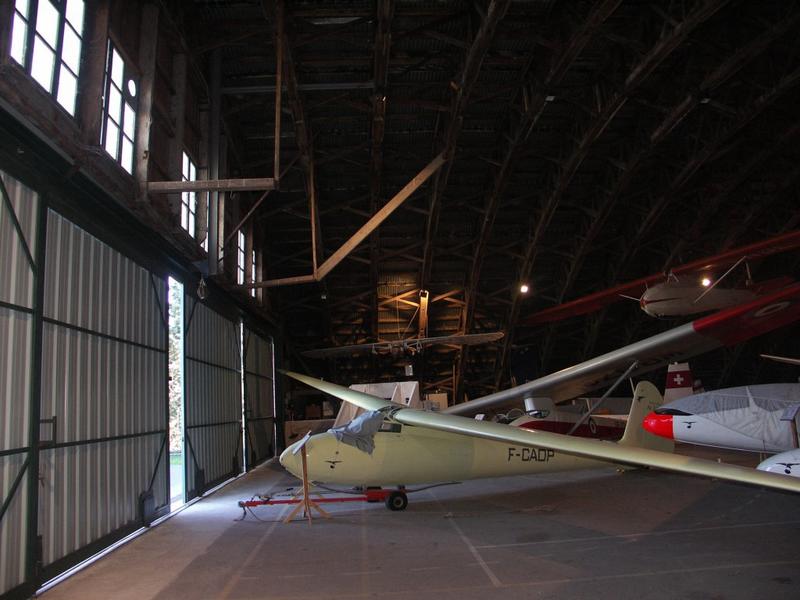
[181,152,197,237]
[10,0,85,116]
[251,250,256,298]
[101,40,137,174]
[237,230,245,286]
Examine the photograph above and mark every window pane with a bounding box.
[121,138,133,174]
[62,26,81,73]
[10,15,27,65]
[182,153,189,178]
[35,0,60,47]
[181,201,188,230]
[56,66,77,115]
[31,37,55,91]
[66,0,85,35]
[111,48,123,86]
[123,102,136,138]
[189,212,195,238]
[15,0,30,19]
[104,119,119,158]
[108,86,122,122]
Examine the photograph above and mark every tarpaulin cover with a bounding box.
[659,384,800,450]
[329,410,385,454]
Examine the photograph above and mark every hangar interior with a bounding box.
[0,1,799,599]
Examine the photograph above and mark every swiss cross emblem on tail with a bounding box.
[664,363,695,403]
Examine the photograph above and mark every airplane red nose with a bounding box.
[643,412,674,439]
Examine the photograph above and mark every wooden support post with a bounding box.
[207,48,221,275]
[283,445,330,524]
[0,0,14,65]
[135,3,159,202]
[418,289,429,338]
[77,0,110,146]
[167,52,187,218]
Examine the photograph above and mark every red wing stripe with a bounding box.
[693,283,800,346]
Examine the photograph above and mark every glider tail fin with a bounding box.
[619,381,674,452]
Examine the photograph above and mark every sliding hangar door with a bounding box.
[0,170,277,599]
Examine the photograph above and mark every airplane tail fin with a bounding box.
[619,381,674,452]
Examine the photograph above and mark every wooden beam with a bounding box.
[135,3,159,202]
[147,178,276,193]
[77,0,110,147]
[223,189,272,248]
[247,274,317,288]
[418,289,429,338]
[316,153,445,280]
[167,51,187,217]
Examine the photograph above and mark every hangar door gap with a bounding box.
[168,277,185,508]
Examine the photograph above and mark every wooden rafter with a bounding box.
[454,0,623,402]
[535,8,799,372]
[494,0,731,391]
[419,0,512,290]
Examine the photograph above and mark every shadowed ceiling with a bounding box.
[177,0,800,404]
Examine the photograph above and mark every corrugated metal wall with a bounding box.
[183,297,242,498]
[0,172,38,597]
[37,211,168,571]
[243,329,275,467]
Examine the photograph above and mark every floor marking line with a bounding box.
[475,518,800,549]
[256,559,800,600]
[427,489,502,588]
[447,517,503,588]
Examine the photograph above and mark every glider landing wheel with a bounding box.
[385,491,408,511]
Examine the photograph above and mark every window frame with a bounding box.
[10,0,86,117]
[180,151,198,238]
[237,230,246,286]
[100,37,138,174]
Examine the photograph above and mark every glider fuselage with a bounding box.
[280,424,607,487]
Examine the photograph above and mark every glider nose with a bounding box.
[279,442,302,478]
[643,412,674,439]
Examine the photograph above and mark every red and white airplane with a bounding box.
[643,356,800,477]
[522,230,800,324]
[643,383,800,454]
[508,362,700,439]
[449,283,800,417]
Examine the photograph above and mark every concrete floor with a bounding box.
[39,448,800,600]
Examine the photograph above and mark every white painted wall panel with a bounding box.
[37,211,168,569]
[244,331,275,465]
[0,171,37,596]
[0,455,28,596]
[183,298,242,495]
[0,171,37,309]
[44,211,166,350]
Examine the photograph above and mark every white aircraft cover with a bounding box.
[663,384,800,451]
